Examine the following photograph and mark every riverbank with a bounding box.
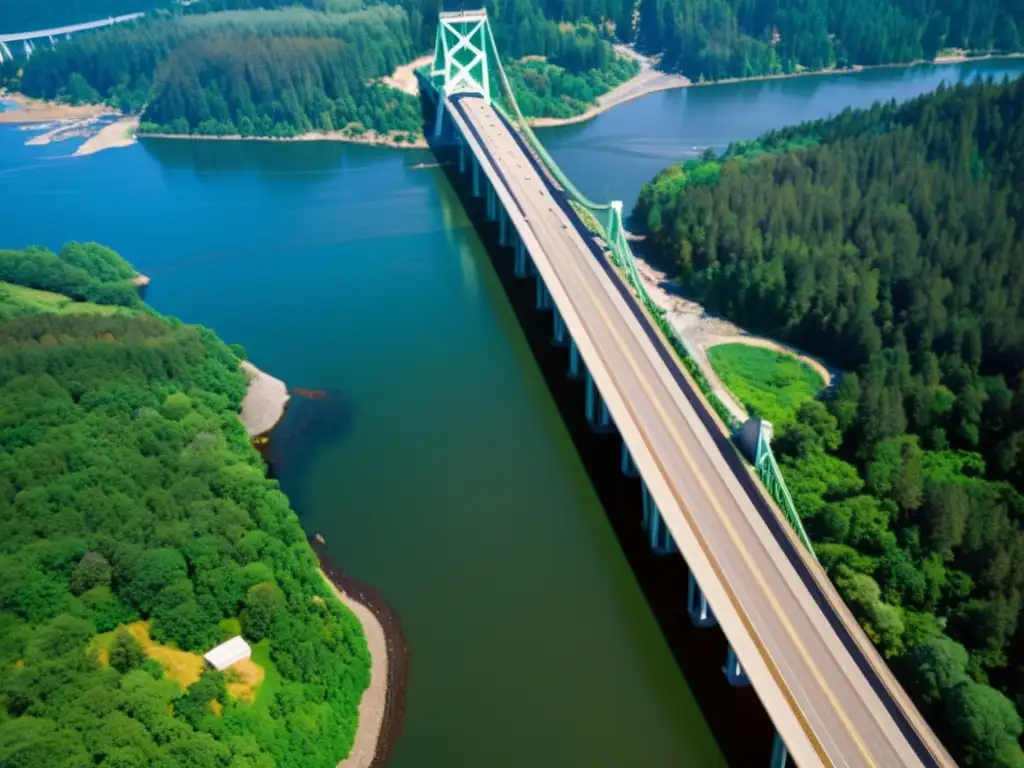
[313,539,409,768]
[138,128,427,149]
[688,50,1024,89]
[239,360,290,437]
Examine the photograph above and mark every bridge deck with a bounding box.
[447,93,953,768]
[0,13,144,43]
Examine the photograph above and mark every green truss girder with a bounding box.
[426,10,814,560]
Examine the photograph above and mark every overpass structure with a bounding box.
[421,10,957,768]
[0,13,144,63]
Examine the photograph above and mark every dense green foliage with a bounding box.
[638,77,1024,765]
[706,343,823,425]
[0,246,370,766]
[636,0,1024,81]
[19,7,424,137]
[0,243,143,310]
[506,38,638,119]
[14,2,636,134]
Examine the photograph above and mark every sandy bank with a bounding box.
[239,360,290,437]
[138,128,427,149]
[319,572,389,768]
[531,47,690,128]
[633,256,837,423]
[382,55,433,96]
[0,93,114,124]
[75,115,139,156]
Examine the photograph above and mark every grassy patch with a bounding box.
[249,639,281,713]
[707,343,824,426]
[218,617,242,640]
[94,621,206,690]
[225,658,265,703]
[0,282,128,316]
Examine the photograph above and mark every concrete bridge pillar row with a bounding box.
[641,482,676,555]
[687,571,717,627]
[723,644,750,687]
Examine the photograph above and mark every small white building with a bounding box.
[204,636,251,671]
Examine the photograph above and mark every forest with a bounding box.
[634,0,1024,81]
[9,2,636,136]
[6,0,1024,92]
[0,244,370,767]
[637,76,1024,766]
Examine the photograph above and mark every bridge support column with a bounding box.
[458,141,466,174]
[535,278,552,311]
[621,442,639,477]
[472,155,481,198]
[485,183,496,221]
[433,97,446,138]
[584,371,614,433]
[568,341,581,379]
[642,482,675,555]
[552,308,568,347]
[687,571,717,627]
[498,206,508,247]
[770,732,788,768]
[723,645,750,687]
[514,239,528,278]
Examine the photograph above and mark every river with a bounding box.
[1,56,1021,768]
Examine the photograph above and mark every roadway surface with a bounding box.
[446,92,955,768]
[0,13,144,42]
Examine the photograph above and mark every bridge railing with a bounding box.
[424,23,815,559]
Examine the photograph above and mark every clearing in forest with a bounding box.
[0,282,126,316]
[707,343,824,426]
[94,621,206,689]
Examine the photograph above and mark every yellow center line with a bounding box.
[477,111,879,766]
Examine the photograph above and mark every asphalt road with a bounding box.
[447,94,955,768]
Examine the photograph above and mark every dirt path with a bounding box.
[239,360,290,437]
[633,256,837,423]
[320,573,389,768]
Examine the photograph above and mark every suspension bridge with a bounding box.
[0,13,144,64]
[420,10,955,768]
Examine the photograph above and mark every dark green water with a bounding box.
[1,56,1021,767]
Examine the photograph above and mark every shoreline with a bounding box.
[0,92,116,124]
[137,129,427,150]
[313,538,409,768]
[74,115,140,156]
[239,360,291,437]
[530,50,1024,128]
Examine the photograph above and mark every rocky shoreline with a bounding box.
[313,538,409,768]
